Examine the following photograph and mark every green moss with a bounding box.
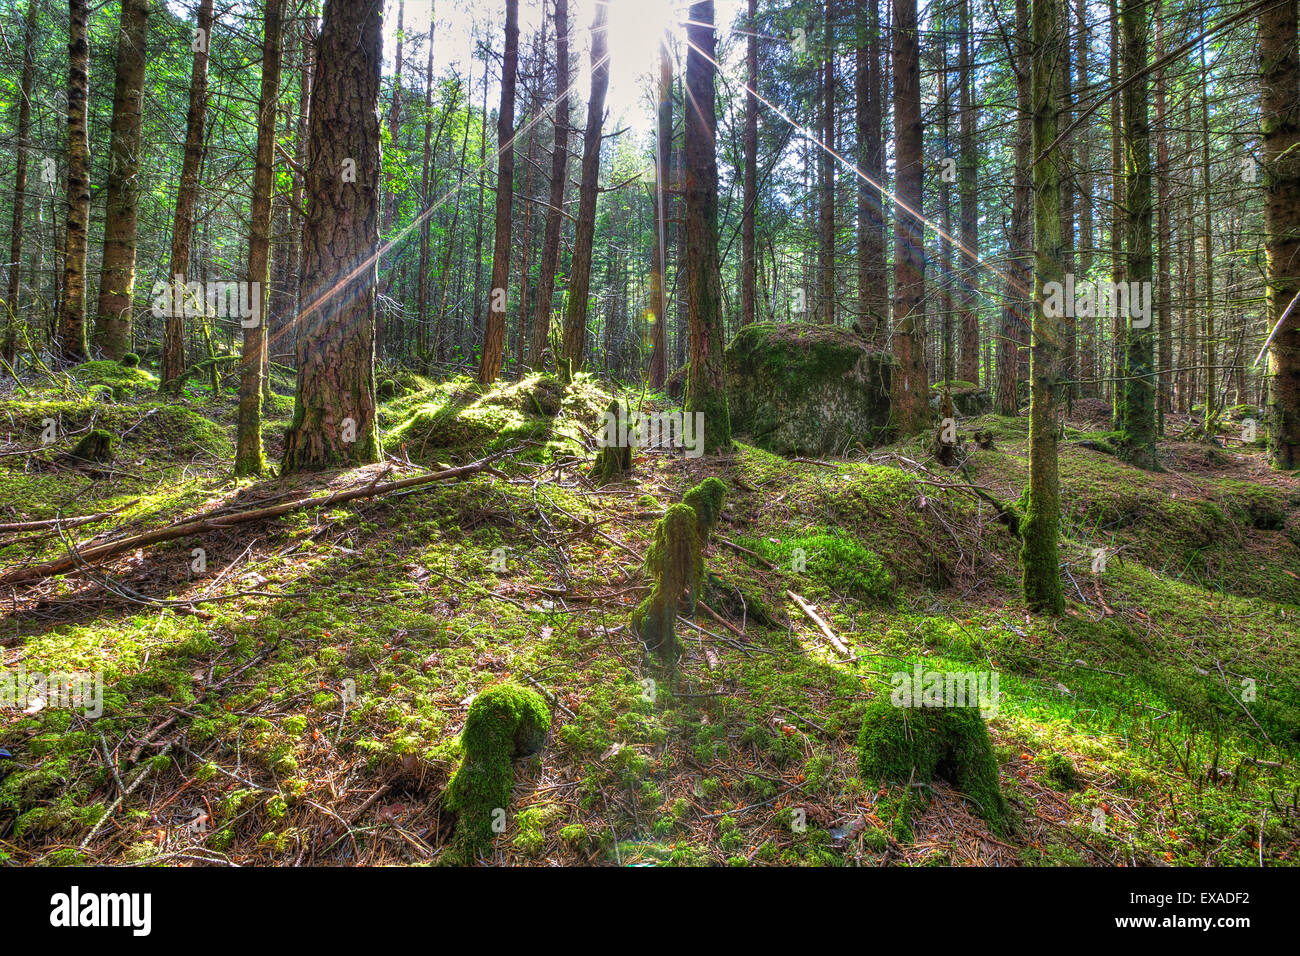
[1038,751,1080,790]
[444,683,551,860]
[632,503,707,665]
[751,532,893,602]
[70,429,114,464]
[683,477,728,539]
[591,398,633,485]
[857,698,1010,833]
[119,352,140,368]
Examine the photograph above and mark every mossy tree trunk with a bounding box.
[529,0,570,372]
[236,0,283,477]
[160,0,214,395]
[57,0,91,363]
[558,0,608,382]
[281,0,382,473]
[856,0,887,344]
[92,0,150,360]
[1261,0,1300,468]
[2,0,39,366]
[1021,0,1065,614]
[478,0,518,385]
[1117,0,1157,468]
[890,0,929,435]
[684,0,732,455]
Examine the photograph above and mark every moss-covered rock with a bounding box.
[725,323,894,456]
[444,683,551,861]
[70,429,114,464]
[857,697,1009,833]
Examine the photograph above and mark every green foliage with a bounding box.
[753,532,893,602]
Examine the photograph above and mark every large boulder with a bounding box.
[931,381,992,417]
[725,323,894,456]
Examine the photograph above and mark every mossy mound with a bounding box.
[119,352,140,368]
[444,683,551,860]
[73,360,158,400]
[857,698,1009,833]
[383,373,607,464]
[750,532,893,602]
[725,323,894,456]
[375,368,434,401]
[632,503,703,664]
[70,429,114,464]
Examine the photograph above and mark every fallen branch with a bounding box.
[0,452,510,588]
[0,499,140,534]
[786,589,850,658]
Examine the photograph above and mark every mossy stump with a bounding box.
[857,698,1010,834]
[631,479,728,667]
[591,398,633,485]
[444,683,551,862]
[70,429,114,464]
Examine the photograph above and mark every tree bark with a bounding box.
[1261,0,1300,467]
[856,0,886,343]
[236,0,284,476]
[93,0,151,359]
[529,0,571,370]
[740,0,758,328]
[2,0,39,366]
[997,0,1031,416]
[479,0,519,384]
[890,0,928,434]
[957,0,979,383]
[281,0,383,472]
[684,1,731,453]
[57,0,92,363]
[161,0,215,394]
[1022,0,1065,614]
[558,0,609,380]
[648,34,672,388]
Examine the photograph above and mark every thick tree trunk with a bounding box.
[997,0,1031,417]
[890,0,928,434]
[818,0,835,325]
[1056,0,1075,399]
[479,0,519,384]
[417,20,437,367]
[1153,0,1172,429]
[93,0,150,359]
[684,1,731,453]
[648,35,671,388]
[281,0,383,472]
[1075,0,1095,396]
[1022,0,1064,614]
[558,0,609,380]
[2,0,39,366]
[1261,0,1300,467]
[1118,0,1156,467]
[161,0,215,394]
[529,0,570,370]
[57,0,92,363]
[236,0,284,476]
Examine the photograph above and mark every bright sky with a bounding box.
[387,0,751,132]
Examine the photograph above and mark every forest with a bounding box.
[0,0,1297,873]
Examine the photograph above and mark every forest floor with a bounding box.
[1,358,1298,866]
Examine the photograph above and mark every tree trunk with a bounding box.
[478,0,519,384]
[649,35,672,388]
[57,0,92,362]
[997,0,1031,416]
[1022,0,1065,614]
[530,0,570,370]
[1118,0,1156,467]
[1262,0,1300,467]
[2,0,39,366]
[740,0,758,328]
[161,0,215,394]
[890,0,928,434]
[236,0,283,476]
[281,0,383,472]
[1153,0,1171,429]
[684,1,731,453]
[93,0,150,359]
[558,0,609,380]
[818,0,835,325]
[957,0,979,383]
[417,19,437,367]
[856,0,886,343]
